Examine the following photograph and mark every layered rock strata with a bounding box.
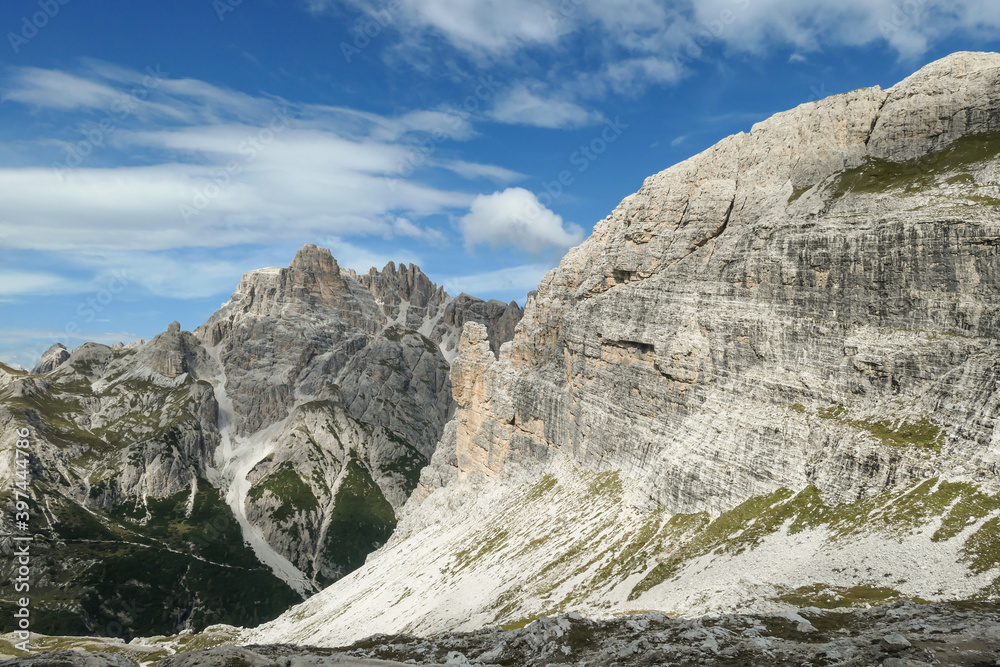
[251,52,1000,645]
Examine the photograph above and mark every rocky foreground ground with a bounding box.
[4,601,1000,666]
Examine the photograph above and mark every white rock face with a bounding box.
[251,52,1000,645]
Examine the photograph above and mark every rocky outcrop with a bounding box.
[32,343,70,374]
[0,332,302,640]
[250,52,1000,645]
[295,602,1000,667]
[0,651,136,667]
[439,295,523,357]
[7,601,1000,665]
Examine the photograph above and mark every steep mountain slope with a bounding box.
[251,52,1000,647]
[0,248,522,637]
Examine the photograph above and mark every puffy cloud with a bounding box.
[459,187,584,252]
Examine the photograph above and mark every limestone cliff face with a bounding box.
[439,51,1000,515]
[32,343,70,375]
[250,53,1000,646]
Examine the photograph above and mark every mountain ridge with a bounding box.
[0,247,523,636]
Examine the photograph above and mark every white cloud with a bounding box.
[0,270,90,296]
[3,68,120,110]
[490,85,604,129]
[459,187,584,252]
[311,0,1000,120]
[67,251,264,300]
[388,217,446,242]
[687,0,1000,60]
[439,159,525,182]
[318,236,424,274]
[0,65,528,254]
[389,109,477,141]
[0,328,140,347]
[599,57,684,94]
[397,0,566,54]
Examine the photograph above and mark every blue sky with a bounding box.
[1,0,998,368]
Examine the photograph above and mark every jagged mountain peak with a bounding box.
[32,342,70,374]
[288,243,345,287]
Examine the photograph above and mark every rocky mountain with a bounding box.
[0,248,522,638]
[247,52,1000,648]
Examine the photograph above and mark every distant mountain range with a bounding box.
[0,247,521,637]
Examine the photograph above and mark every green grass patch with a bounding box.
[787,184,812,204]
[858,417,941,449]
[378,429,428,497]
[453,529,511,574]
[247,461,320,521]
[586,471,624,498]
[0,483,300,639]
[501,613,548,631]
[320,458,397,579]
[524,474,559,502]
[631,480,1000,600]
[819,405,942,450]
[777,583,916,609]
[962,516,1000,574]
[0,361,29,375]
[830,131,1000,198]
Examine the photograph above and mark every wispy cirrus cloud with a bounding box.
[3,68,122,110]
[308,0,1000,129]
[315,0,1000,60]
[0,62,521,255]
[489,85,604,129]
[0,270,92,297]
